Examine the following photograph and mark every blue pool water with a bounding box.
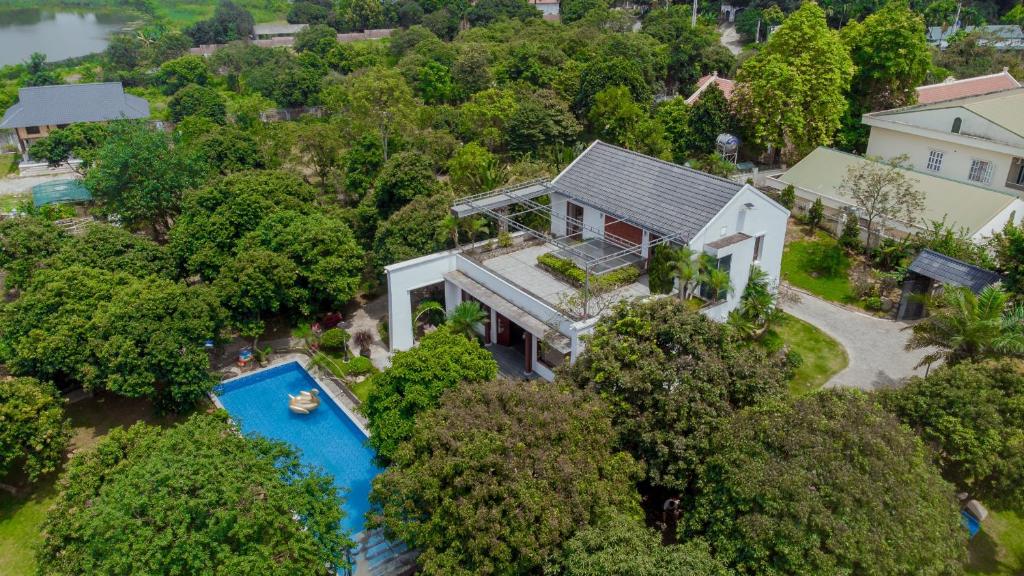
[215,362,381,534]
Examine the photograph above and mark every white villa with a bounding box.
[385,141,789,380]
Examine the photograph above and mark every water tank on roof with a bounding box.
[716,133,740,154]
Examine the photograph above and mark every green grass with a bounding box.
[761,312,848,396]
[782,234,856,304]
[316,351,378,403]
[967,508,1024,576]
[0,394,197,575]
[0,193,27,212]
[0,153,15,177]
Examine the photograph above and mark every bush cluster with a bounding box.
[537,252,640,291]
[319,327,350,353]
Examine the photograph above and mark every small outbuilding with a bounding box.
[896,249,1002,320]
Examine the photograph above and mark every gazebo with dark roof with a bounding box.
[896,249,1002,320]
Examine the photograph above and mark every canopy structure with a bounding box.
[32,179,91,207]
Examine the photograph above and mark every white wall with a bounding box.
[384,251,458,351]
[866,124,1024,196]
[973,198,1024,241]
[690,185,789,319]
[550,192,568,236]
[876,108,1024,147]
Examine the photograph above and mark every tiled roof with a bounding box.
[685,73,735,105]
[916,70,1020,104]
[908,249,1001,293]
[549,141,743,240]
[0,82,149,129]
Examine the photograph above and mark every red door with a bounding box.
[496,313,511,346]
[604,215,643,246]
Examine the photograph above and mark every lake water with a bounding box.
[0,8,134,67]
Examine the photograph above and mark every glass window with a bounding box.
[926,150,944,172]
[753,235,764,262]
[952,117,962,133]
[24,125,40,135]
[1014,161,1024,186]
[969,159,993,184]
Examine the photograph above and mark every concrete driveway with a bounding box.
[781,284,933,390]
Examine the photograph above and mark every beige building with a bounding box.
[862,89,1024,197]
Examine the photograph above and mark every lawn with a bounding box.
[316,351,378,403]
[0,193,27,213]
[967,508,1024,576]
[760,312,848,396]
[0,153,16,177]
[782,233,857,304]
[0,394,198,575]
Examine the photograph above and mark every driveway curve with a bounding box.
[781,284,932,390]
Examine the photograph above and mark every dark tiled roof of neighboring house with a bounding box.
[908,249,1002,293]
[549,141,743,240]
[916,70,1020,104]
[0,82,149,129]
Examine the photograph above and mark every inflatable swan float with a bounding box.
[288,389,320,414]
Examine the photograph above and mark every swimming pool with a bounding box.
[215,361,381,535]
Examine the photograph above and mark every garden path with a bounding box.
[347,294,392,370]
[781,283,934,390]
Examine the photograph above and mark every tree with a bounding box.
[505,89,582,154]
[37,414,351,575]
[446,300,487,340]
[732,2,854,160]
[563,298,790,491]
[841,1,930,112]
[185,0,255,45]
[0,377,70,484]
[157,54,210,95]
[363,327,497,462]
[46,222,175,279]
[839,154,924,250]
[562,0,610,23]
[337,0,388,32]
[447,142,499,193]
[685,84,732,156]
[374,151,437,217]
[245,56,324,108]
[906,284,1024,368]
[370,378,641,575]
[105,34,145,70]
[647,244,676,294]
[0,267,226,412]
[373,193,453,271]
[807,196,824,229]
[168,83,227,124]
[294,23,339,57]
[575,57,651,114]
[690,390,966,575]
[85,122,210,241]
[297,121,346,191]
[989,218,1024,297]
[24,52,60,87]
[730,265,777,334]
[881,359,1024,508]
[671,245,701,300]
[561,514,729,576]
[27,123,109,168]
[587,86,668,158]
[214,249,302,344]
[467,0,540,25]
[324,67,417,161]
[0,216,67,290]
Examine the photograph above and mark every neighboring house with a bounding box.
[915,69,1020,104]
[253,22,307,39]
[385,141,790,380]
[0,82,149,161]
[684,72,735,105]
[767,147,1024,242]
[862,88,1024,197]
[926,25,1024,49]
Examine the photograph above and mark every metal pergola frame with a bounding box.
[452,181,691,277]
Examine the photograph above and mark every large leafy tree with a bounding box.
[323,67,418,161]
[168,83,228,124]
[213,248,302,343]
[587,86,669,158]
[46,223,176,279]
[906,284,1024,368]
[364,327,497,462]
[0,216,67,290]
[575,57,651,114]
[504,89,582,154]
[27,123,109,168]
[561,514,729,576]
[0,377,71,484]
[881,359,1024,508]
[690,390,966,575]
[85,122,211,241]
[37,414,351,575]
[732,1,854,160]
[563,298,790,491]
[0,267,226,412]
[373,192,453,272]
[989,218,1024,297]
[185,0,255,45]
[685,84,732,156]
[467,0,540,25]
[370,378,641,575]
[374,151,437,217]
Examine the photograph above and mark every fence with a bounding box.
[190,29,395,57]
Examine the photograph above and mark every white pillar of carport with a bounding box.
[384,251,459,352]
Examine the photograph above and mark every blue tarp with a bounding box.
[962,510,982,538]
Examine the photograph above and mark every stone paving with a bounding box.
[782,284,935,390]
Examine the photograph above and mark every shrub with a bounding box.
[779,184,796,209]
[345,356,375,376]
[806,240,847,277]
[647,244,676,294]
[498,231,512,247]
[537,252,640,291]
[807,197,824,230]
[838,209,861,251]
[0,377,71,484]
[865,296,883,311]
[320,327,350,353]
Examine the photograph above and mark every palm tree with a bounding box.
[447,301,488,341]
[705,268,733,304]
[413,300,445,327]
[736,266,776,330]
[671,246,700,300]
[438,215,461,249]
[461,217,489,251]
[906,284,1024,368]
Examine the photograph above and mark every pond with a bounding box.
[0,8,135,67]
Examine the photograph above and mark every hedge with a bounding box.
[537,252,640,291]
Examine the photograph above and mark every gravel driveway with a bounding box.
[782,284,933,390]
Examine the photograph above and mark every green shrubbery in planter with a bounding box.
[319,328,350,354]
[536,253,640,291]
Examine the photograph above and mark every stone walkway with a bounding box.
[781,284,933,390]
[718,23,743,55]
[345,294,392,370]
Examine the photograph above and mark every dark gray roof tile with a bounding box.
[908,249,1002,293]
[0,82,149,129]
[549,141,742,241]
